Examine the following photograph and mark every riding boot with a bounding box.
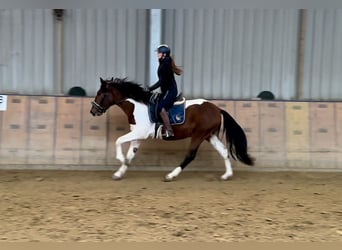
[159,108,175,139]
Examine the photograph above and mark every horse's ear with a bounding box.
[100,77,105,84]
[110,77,114,82]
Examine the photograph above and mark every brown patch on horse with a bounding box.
[170,102,221,140]
[119,101,136,125]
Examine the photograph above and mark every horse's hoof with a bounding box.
[112,174,123,181]
[164,175,176,182]
[220,175,233,181]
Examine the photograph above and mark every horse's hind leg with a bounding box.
[209,135,233,180]
[165,137,203,182]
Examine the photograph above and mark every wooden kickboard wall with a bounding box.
[0,95,341,172]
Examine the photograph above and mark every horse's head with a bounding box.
[90,77,125,116]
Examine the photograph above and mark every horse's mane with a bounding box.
[110,78,151,104]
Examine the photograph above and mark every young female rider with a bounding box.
[148,44,183,139]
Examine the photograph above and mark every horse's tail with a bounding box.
[220,109,255,166]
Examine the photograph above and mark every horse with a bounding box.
[90,77,255,181]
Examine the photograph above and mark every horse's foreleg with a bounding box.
[113,133,141,180]
[209,135,233,180]
[126,140,141,165]
[165,137,203,182]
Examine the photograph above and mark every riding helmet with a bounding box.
[156,44,171,56]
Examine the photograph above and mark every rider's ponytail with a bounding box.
[170,56,183,76]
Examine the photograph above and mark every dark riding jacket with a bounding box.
[149,56,178,111]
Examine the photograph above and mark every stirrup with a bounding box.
[165,130,174,138]
[162,129,174,139]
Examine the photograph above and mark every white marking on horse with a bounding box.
[185,99,207,108]
[209,135,233,180]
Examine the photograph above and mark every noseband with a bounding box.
[91,101,105,114]
[91,98,126,114]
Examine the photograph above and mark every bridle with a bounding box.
[91,93,126,115]
[91,101,106,114]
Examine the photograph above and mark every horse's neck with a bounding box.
[118,100,136,124]
[118,98,151,126]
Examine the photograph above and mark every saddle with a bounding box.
[148,92,186,125]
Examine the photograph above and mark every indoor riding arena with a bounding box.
[1,9,342,242]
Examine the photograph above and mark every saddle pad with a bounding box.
[148,97,186,125]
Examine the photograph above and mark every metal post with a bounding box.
[149,9,162,86]
[53,9,64,95]
[296,9,307,100]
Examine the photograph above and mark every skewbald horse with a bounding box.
[90,77,254,181]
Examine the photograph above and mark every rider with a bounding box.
[149,44,183,138]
